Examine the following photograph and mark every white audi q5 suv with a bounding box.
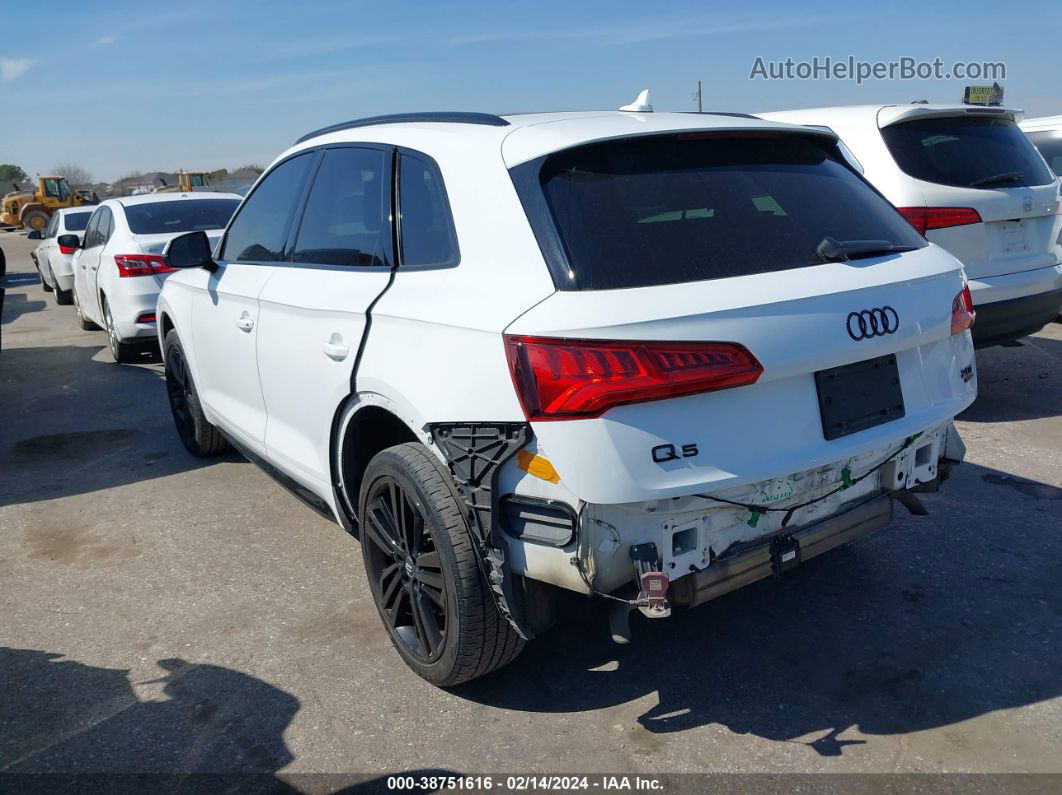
[157,101,978,685]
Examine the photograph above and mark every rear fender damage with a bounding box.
[429,422,548,639]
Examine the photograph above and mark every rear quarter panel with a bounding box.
[355,138,557,430]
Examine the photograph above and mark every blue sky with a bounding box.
[2,0,1060,181]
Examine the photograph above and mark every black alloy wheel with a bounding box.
[362,475,448,662]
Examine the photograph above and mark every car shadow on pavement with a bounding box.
[960,331,1062,422]
[456,461,1062,756]
[0,648,300,785]
[0,292,47,325]
[0,344,241,508]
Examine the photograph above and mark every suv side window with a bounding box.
[221,153,313,262]
[398,153,459,267]
[1027,130,1062,175]
[292,147,388,267]
[44,213,59,238]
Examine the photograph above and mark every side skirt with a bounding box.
[222,432,337,523]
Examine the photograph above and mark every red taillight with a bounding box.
[951,284,976,335]
[897,207,982,236]
[503,336,764,420]
[136,312,157,324]
[58,244,76,255]
[113,254,176,278]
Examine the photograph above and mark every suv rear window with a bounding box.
[1025,130,1062,176]
[513,133,925,291]
[124,199,239,235]
[881,115,1055,189]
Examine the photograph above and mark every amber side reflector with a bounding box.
[516,450,561,484]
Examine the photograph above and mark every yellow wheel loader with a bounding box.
[154,171,211,193]
[0,176,96,231]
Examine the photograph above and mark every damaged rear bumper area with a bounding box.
[669,492,892,608]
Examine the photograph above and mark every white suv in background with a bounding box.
[1021,115,1062,175]
[28,207,96,305]
[157,107,977,686]
[759,105,1062,346]
[69,193,240,361]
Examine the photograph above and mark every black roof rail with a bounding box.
[295,112,510,144]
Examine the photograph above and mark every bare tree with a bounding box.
[51,163,93,187]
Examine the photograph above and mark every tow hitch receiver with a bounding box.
[609,543,671,644]
[770,535,801,576]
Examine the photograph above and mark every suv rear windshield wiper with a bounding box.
[815,237,919,263]
[969,171,1024,187]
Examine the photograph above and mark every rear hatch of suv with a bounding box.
[877,108,1060,282]
[504,125,976,504]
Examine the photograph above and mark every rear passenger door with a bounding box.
[90,207,115,319]
[256,145,394,494]
[74,210,101,314]
[39,213,59,274]
[77,207,110,324]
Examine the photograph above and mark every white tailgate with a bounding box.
[922,182,1061,280]
[506,246,977,504]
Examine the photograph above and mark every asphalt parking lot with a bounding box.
[1,229,1061,782]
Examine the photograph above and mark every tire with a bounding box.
[163,329,230,456]
[359,443,524,686]
[35,258,53,293]
[72,287,98,330]
[45,263,72,304]
[22,210,49,233]
[102,297,138,363]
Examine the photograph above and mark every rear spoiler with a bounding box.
[501,115,839,167]
[877,105,1024,128]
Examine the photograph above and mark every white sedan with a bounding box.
[70,193,240,362]
[29,207,96,305]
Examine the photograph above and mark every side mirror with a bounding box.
[27,230,43,240]
[57,234,80,249]
[164,231,217,271]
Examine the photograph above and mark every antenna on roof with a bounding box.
[619,89,653,113]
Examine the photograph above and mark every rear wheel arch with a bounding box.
[333,401,421,530]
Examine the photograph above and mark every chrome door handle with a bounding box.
[235,312,255,332]
[322,334,349,361]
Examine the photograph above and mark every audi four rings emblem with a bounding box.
[846,307,899,340]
